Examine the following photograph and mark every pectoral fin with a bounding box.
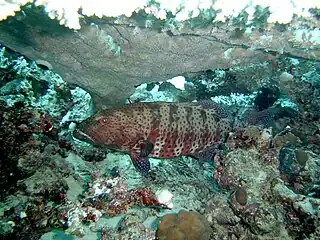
[130,152,150,176]
[129,140,154,176]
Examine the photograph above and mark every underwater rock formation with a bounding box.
[0,2,319,104]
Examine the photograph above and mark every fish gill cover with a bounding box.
[0,1,320,239]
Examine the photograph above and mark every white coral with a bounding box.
[156,189,174,208]
[34,0,146,29]
[0,0,32,21]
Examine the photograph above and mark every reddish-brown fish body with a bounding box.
[74,101,233,175]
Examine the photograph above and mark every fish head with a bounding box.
[73,111,141,151]
[73,114,120,148]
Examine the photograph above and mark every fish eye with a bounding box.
[97,117,108,124]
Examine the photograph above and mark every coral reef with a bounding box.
[0,14,320,239]
[0,47,72,199]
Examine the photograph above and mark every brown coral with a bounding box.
[156,210,211,240]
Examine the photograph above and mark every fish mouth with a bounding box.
[73,129,96,144]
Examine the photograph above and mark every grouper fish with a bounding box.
[73,101,234,176]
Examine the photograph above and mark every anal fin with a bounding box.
[191,146,219,162]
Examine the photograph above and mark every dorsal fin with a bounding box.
[194,100,234,119]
